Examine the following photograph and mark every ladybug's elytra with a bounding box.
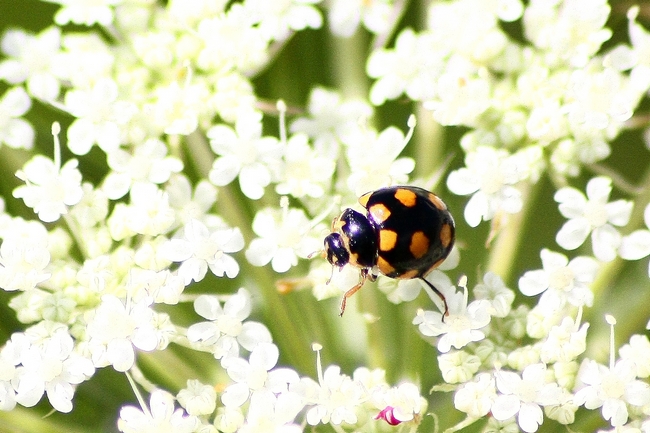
[324,185,455,317]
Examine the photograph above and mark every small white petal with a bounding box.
[556,218,591,250]
[619,230,650,260]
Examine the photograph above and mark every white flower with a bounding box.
[146,81,208,136]
[367,28,441,105]
[619,203,650,276]
[327,0,391,37]
[539,317,589,364]
[374,382,424,425]
[574,358,650,427]
[187,290,272,361]
[447,146,524,227]
[115,183,176,237]
[238,391,303,433]
[454,373,497,418]
[46,0,123,26]
[555,176,633,262]
[0,86,34,150]
[176,379,217,416]
[519,249,599,308]
[221,343,300,408]
[492,363,563,433]
[0,27,63,101]
[165,175,218,228]
[275,133,335,199]
[64,78,134,155]
[160,219,244,284]
[413,284,491,353]
[244,0,323,42]
[69,183,109,228]
[524,0,612,68]
[438,350,481,384]
[196,6,269,74]
[619,334,650,378]
[13,154,83,223]
[0,340,19,411]
[102,139,183,200]
[294,365,365,426]
[473,272,515,318]
[245,206,320,273]
[289,87,372,156]
[13,323,94,413]
[344,125,415,196]
[118,389,199,433]
[378,270,452,305]
[208,111,283,200]
[57,33,114,88]
[86,295,160,372]
[0,238,51,292]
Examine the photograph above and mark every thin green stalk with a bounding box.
[486,181,535,284]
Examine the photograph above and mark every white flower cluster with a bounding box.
[365,0,650,228]
[2,0,650,432]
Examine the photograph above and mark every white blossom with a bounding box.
[245,206,320,273]
[221,342,300,408]
[208,111,283,200]
[519,249,598,308]
[244,0,323,42]
[275,133,335,199]
[454,372,497,418]
[294,365,365,426]
[0,87,34,150]
[327,0,392,37]
[344,125,415,196]
[176,379,217,416]
[413,284,491,353]
[12,323,94,413]
[118,389,199,433]
[574,359,650,427]
[619,203,650,276]
[85,295,160,372]
[160,219,244,283]
[492,363,563,433]
[187,289,272,361]
[64,78,135,155]
[0,232,51,293]
[555,176,633,262]
[619,334,650,379]
[289,87,372,156]
[102,139,183,200]
[0,27,63,101]
[447,146,525,227]
[13,154,83,223]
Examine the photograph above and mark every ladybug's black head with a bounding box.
[324,232,350,267]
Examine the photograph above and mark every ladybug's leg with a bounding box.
[339,269,369,316]
[419,277,449,321]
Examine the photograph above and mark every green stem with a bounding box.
[485,181,535,284]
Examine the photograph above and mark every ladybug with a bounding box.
[324,185,455,317]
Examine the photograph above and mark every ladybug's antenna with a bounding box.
[419,277,449,320]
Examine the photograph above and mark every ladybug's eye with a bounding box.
[324,233,349,267]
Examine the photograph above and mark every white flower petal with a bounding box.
[619,230,650,260]
[556,218,591,250]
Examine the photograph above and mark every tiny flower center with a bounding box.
[216,315,242,337]
[247,368,268,390]
[585,201,608,228]
[480,167,504,195]
[601,373,625,399]
[548,267,574,292]
[42,358,63,382]
[517,381,539,403]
